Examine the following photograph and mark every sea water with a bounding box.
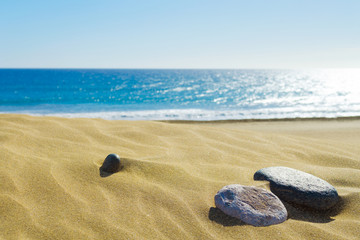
[0,69,359,120]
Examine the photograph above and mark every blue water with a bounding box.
[1,69,359,120]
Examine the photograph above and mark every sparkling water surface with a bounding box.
[0,69,359,120]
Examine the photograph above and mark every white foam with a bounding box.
[3,106,359,121]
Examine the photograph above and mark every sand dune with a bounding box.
[1,114,359,239]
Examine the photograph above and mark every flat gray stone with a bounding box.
[214,184,287,227]
[254,166,339,210]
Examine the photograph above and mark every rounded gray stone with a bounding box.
[100,153,122,173]
[254,166,339,210]
[214,184,288,227]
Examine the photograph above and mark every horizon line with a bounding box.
[1,67,359,70]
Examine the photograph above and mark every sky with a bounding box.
[0,0,359,69]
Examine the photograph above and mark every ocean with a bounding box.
[0,69,359,120]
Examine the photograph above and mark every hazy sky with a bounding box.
[1,0,359,68]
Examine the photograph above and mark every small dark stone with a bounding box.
[100,154,122,174]
[254,166,339,210]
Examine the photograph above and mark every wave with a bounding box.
[2,107,360,121]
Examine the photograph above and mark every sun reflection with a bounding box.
[315,69,360,103]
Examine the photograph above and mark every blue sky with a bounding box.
[1,0,359,68]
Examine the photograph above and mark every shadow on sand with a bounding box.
[283,196,344,223]
[208,207,246,226]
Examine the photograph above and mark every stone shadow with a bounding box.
[282,196,344,223]
[208,207,246,226]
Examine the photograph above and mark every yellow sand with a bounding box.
[1,114,359,240]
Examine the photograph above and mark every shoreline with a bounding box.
[2,112,360,122]
[161,115,360,124]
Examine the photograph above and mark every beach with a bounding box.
[1,114,359,239]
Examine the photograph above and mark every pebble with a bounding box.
[100,153,122,174]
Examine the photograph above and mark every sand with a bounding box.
[1,114,359,240]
